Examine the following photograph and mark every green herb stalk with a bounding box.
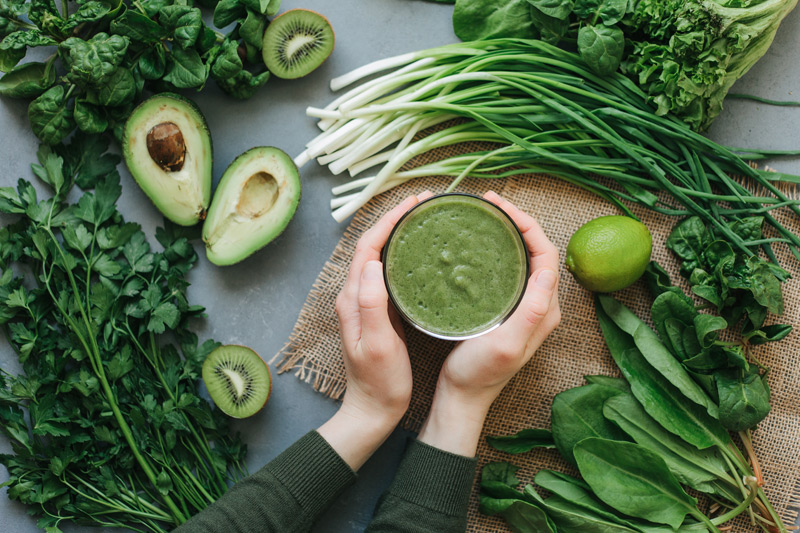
[0,136,247,532]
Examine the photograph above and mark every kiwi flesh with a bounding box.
[262,9,334,79]
[202,345,271,418]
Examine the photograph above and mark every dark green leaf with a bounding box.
[552,383,628,465]
[603,393,729,493]
[487,428,555,454]
[163,47,206,89]
[138,45,167,80]
[598,295,718,417]
[584,375,629,391]
[595,296,731,450]
[577,24,623,76]
[666,217,711,276]
[716,368,770,431]
[453,0,535,41]
[160,5,203,49]
[481,461,520,487]
[74,99,109,134]
[528,6,568,45]
[574,438,700,529]
[572,0,627,25]
[215,68,268,99]
[213,0,246,28]
[210,39,243,79]
[28,85,74,145]
[745,323,792,345]
[89,66,135,106]
[526,0,573,19]
[60,33,129,87]
[110,9,166,42]
[746,256,783,315]
[239,9,266,48]
[0,59,56,98]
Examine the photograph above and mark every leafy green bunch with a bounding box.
[478,295,789,532]
[453,0,627,76]
[642,216,790,431]
[447,0,798,130]
[0,136,247,532]
[0,0,281,145]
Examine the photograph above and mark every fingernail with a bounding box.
[363,260,383,281]
[534,269,557,291]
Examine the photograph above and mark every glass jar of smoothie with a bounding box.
[382,193,530,340]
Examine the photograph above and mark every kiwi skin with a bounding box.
[202,344,272,419]
[262,8,335,80]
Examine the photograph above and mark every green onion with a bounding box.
[299,39,800,264]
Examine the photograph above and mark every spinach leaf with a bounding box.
[453,0,536,41]
[214,69,269,100]
[577,24,623,76]
[74,99,108,134]
[211,39,243,79]
[88,66,136,107]
[603,393,731,493]
[0,30,56,71]
[529,6,569,45]
[551,383,628,465]
[595,296,731,451]
[482,461,520,487]
[487,428,555,454]
[213,0,246,28]
[744,323,792,345]
[159,5,203,50]
[572,0,627,25]
[643,261,681,298]
[598,295,718,417]
[584,375,629,391]
[0,59,55,98]
[501,500,556,532]
[526,0,573,20]
[109,9,166,42]
[745,256,783,315]
[163,47,206,89]
[574,438,703,529]
[651,291,696,355]
[666,217,711,276]
[138,45,167,80]
[59,33,129,87]
[538,494,641,532]
[240,8,266,49]
[693,314,727,347]
[28,85,74,145]
[716,367,770,431]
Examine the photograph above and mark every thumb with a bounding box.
[503,268,558,345]
[357,260,397,348]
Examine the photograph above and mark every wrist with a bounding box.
[317,404,400,471]
[417,383,491,457]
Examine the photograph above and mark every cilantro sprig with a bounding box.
[0,0,280,144]
[0,135,247,532]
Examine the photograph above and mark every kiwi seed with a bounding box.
[202,345,271,418]
[262,9,334,80]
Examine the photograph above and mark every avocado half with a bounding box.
[122,93,213,226]
[202,147,301,266]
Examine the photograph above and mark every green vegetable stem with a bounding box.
[0,136,248,532]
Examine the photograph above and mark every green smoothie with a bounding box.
[383,194,528,338]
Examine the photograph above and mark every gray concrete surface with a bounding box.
[1,0,798,531]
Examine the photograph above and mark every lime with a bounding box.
[565,215,652,293]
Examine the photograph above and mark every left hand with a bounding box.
[318,191,433,469]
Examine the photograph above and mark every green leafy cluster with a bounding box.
[641,216,791,431]
[0,136,247,532]
[479,295,786,532]
[448,0,797,130]
[0,0,281,145]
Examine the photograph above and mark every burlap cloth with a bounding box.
[274,144,800,531]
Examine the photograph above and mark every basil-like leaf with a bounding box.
[163,47,206,89]
[28,84,75,144]
[74,99,109,134]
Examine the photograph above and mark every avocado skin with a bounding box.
[122,93,213,226]
[202,146,302,266]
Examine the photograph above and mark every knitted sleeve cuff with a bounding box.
[265,430,357,517]
[386,439,478,516]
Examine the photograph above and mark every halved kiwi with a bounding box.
[262,9,334,79]
[202,345,272,418]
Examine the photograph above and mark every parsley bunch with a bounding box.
[0,0,280,144]
[0,136,247,532]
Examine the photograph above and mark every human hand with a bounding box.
[418,190,561,456]
[318,191,433,469]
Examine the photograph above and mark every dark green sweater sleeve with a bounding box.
[365,440,478,532]
[173,430,356,532]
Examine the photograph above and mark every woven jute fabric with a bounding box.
[274,149,800,531]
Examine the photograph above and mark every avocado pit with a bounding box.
[237,171,279,218]
[147,122,186,172]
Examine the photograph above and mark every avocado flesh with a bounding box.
[203,147,301,266]
[123,94,212,226]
